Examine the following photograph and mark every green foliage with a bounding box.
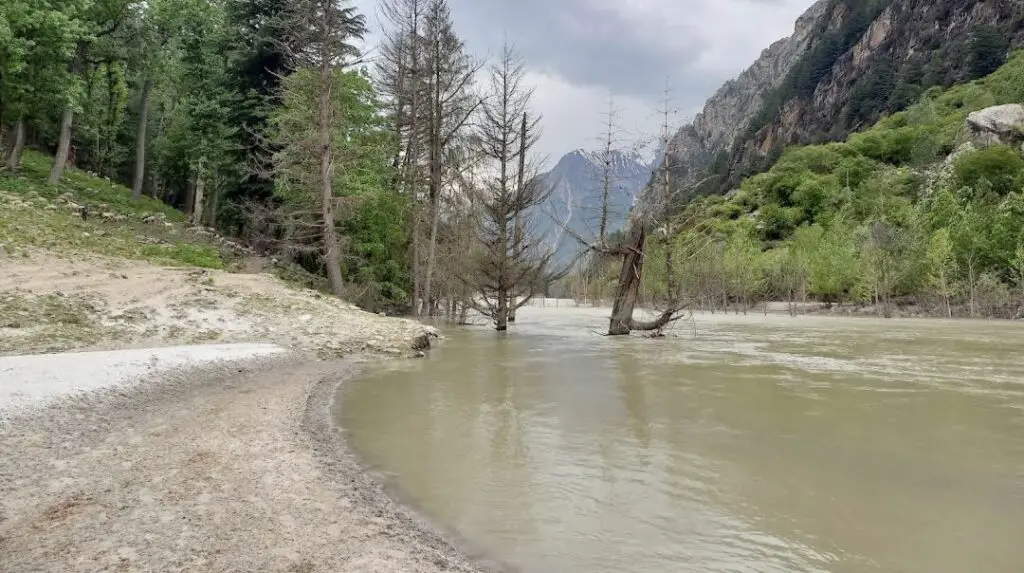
[800,222,860,300]
[650,51,1024,317]
[270,68,405,308]
[14,150,182,219]
[953,146,1024,197]
[1,151,224,269]
[845,58,897,128]
[340,187,410,310]
[969,24,1010,79]
[1,0,417,308]
[140,243,224,269]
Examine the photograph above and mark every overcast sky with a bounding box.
[354,0,817,166]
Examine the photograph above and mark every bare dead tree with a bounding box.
[554,80,718,336]
[419,0,481,316]
[653,81,679,301]
[465,44,553,331]
[375,0,427,312]
[596,94,627,245]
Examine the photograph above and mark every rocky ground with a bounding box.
[0,355,494,573]
[0,252,437,358]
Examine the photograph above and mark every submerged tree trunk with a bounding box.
[48,107,75,184]
[496,286,509,332]
[609,225,647,336]
[4,116,26,170]
[132,78,153,200]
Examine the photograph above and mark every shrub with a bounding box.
[954,146,1024,197]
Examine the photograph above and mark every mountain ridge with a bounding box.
[653,0,1024,207]
[537,148,656,264]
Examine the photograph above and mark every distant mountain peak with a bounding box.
[534,147,656,265]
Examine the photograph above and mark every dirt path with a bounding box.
[0,355,491,573]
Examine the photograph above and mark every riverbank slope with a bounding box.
[1,157,488,571]
[0,354,489,572]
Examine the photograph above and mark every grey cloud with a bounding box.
[448,0,707,98]
[442,0,815,110]
[357,0,816,158]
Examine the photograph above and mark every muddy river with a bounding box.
[337,307,1024,572]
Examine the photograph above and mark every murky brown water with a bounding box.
[337,307,1024,573]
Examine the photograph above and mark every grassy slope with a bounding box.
[0,151,227,269]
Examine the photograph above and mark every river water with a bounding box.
[336,307,1024,573]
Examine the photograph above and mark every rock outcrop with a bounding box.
[967,104,1024,146]
[653,0,1023,207]
[737,0,1024,176]
[662,0,831,192]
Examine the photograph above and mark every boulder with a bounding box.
[966,104,1024,147]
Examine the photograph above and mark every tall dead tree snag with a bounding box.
[507,110,528,323]
[466,44,552,331]
[376,0,477,315]
[377,0,427,313]
[420,0,479,315]
[583,80,689,336]
[596,95,624,245]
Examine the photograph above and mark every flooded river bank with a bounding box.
[337,308,1024,572]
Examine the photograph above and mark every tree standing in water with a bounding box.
[465,44,552,331]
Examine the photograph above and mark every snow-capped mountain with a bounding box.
[536,148,658,266]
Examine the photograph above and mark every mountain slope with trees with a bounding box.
[1,0,555,326]
[659,0,1024,201]
[611,51,1024,319]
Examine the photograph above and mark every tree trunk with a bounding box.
[319,62,344,298]
[411,212,422,315]
[968,260,977,318]
[421,43,444,317]
[132,78,153,200]
[609,225,647,336]
[421,197,439,315]
[48,107,74,185]
[508,112,528,325]
[206,181,220,228]
[4,116,26,170]
[192,158,206,226]
[941,272,952,318]
[496,286,509,331]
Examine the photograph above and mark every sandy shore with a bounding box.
[0,352,493,573]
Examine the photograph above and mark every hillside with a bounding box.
[663,0,830,192]
[633,51,1024,319]
[0,153,435,357]
[659,0,1024,201]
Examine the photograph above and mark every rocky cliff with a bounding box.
[661,0,1024,203]
[663,0,831,190]
[737,0,1024,178]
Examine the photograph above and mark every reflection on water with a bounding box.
[337,307,1024,573]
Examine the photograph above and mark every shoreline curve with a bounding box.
[0,351,504,572]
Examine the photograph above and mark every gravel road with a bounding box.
[0,354,495,573]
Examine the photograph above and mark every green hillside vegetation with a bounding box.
[581,51,1024,319]
[1,150,230,268]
